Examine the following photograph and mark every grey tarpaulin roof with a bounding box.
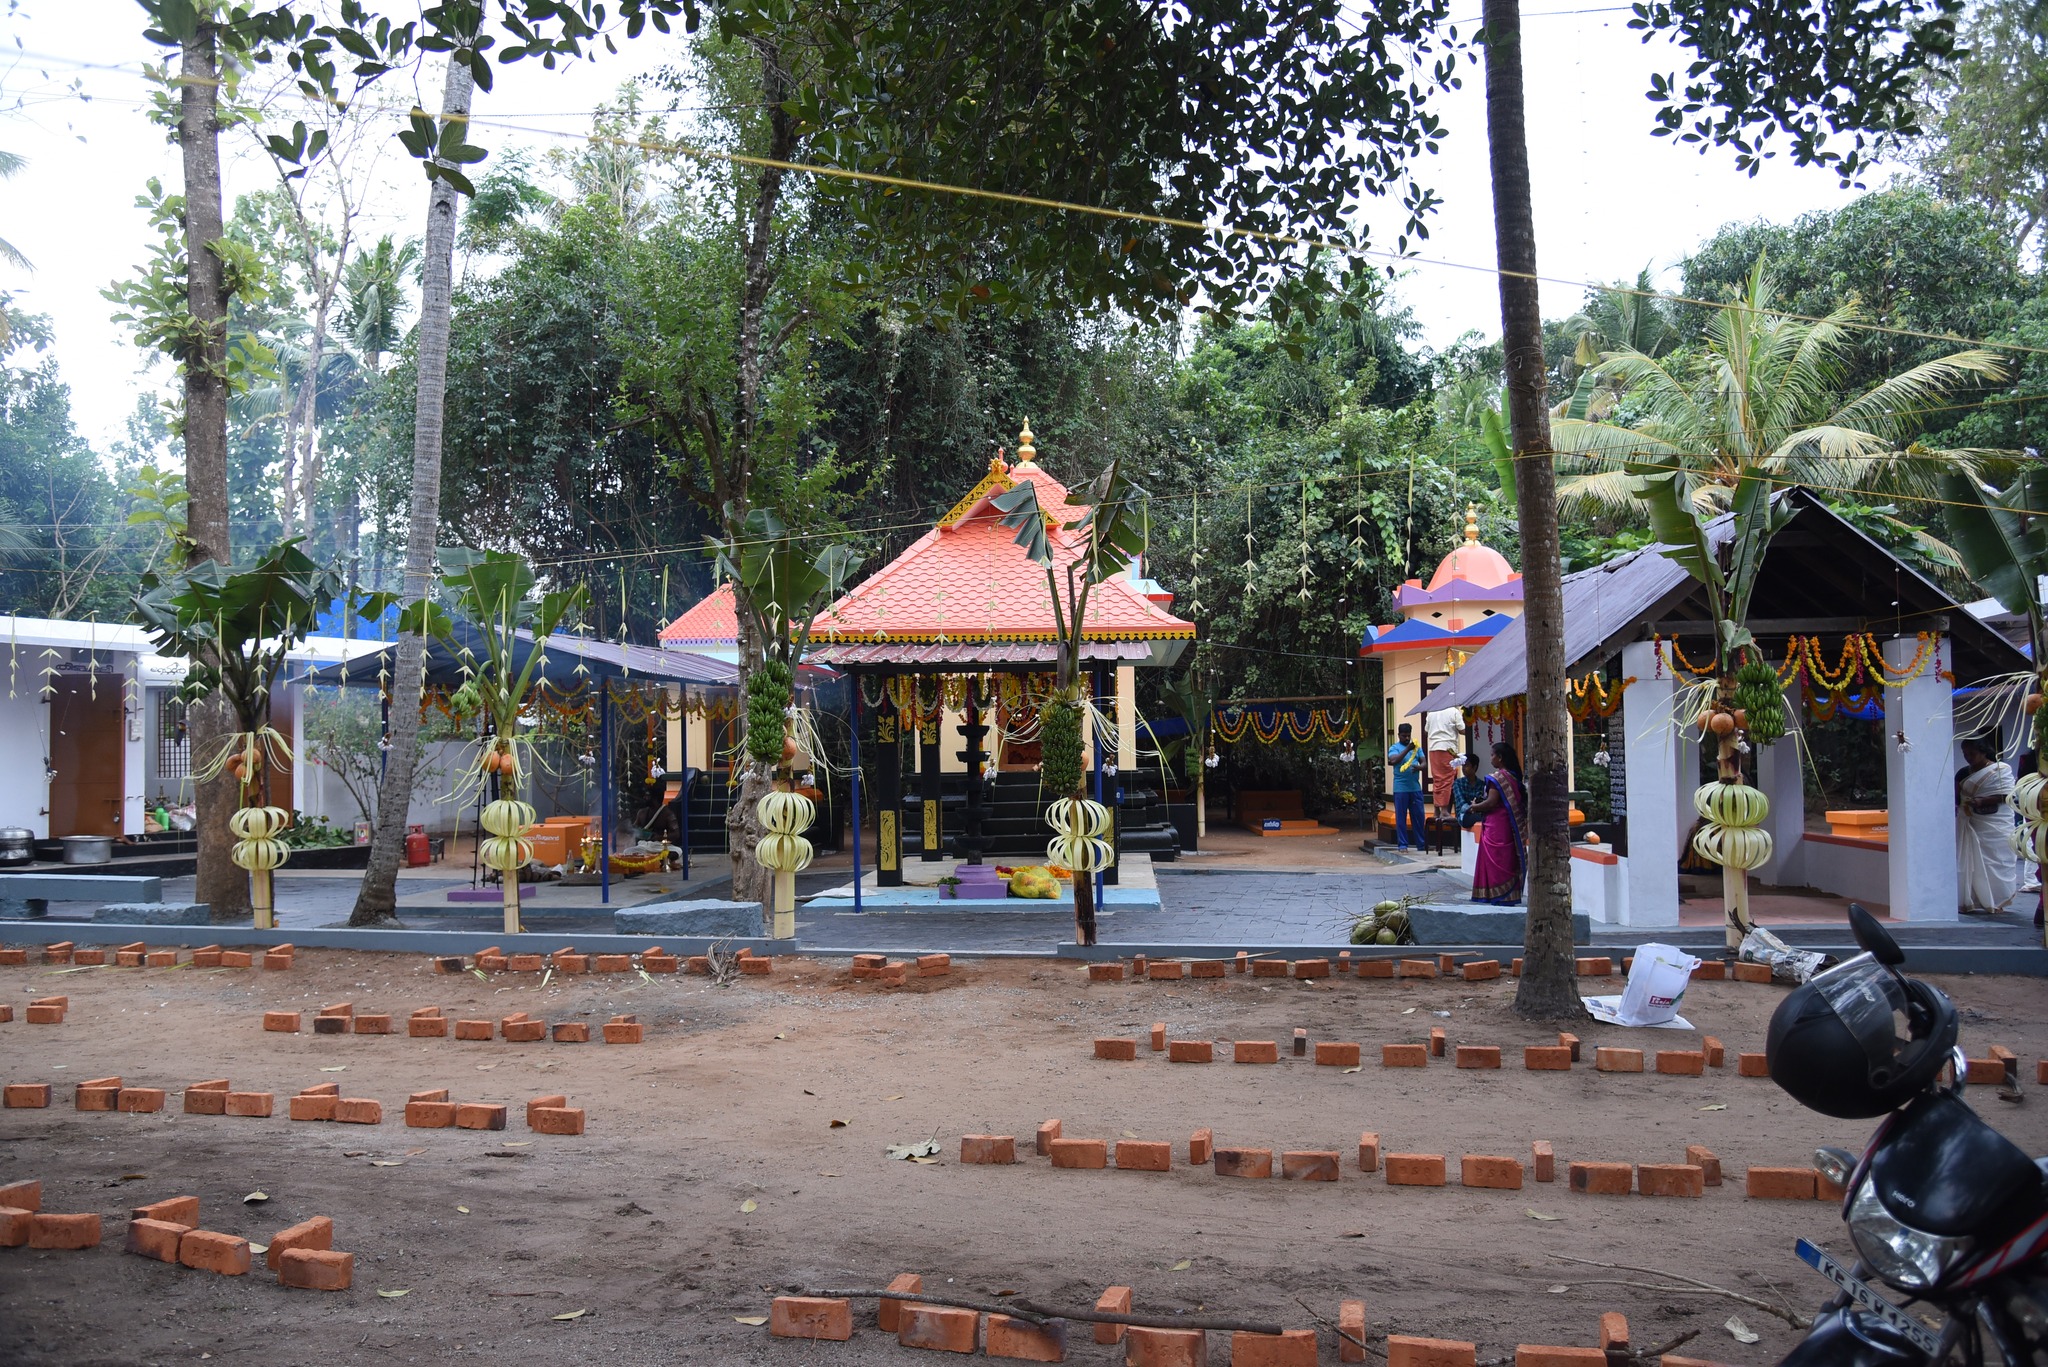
[1413,489,2031,715]
[300,622,737,690]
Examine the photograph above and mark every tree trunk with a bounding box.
[1484,0,1583,1020]
[178,23,249,925]
[348,56,475,926]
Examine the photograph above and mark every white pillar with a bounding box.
[1619,640,1681,928]
[1756,679,1804,885]
[664,684,683,774]
[1116,665,1137,772]
[1885,634,1958,922]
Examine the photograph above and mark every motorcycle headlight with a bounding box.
[1848,1180,1975,1290]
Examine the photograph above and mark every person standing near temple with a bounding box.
[1386,722,1426,851]
[1425,706,1465,813]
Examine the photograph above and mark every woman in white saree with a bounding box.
[1957,736,2021,914]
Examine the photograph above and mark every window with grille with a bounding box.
[157,694,190,779]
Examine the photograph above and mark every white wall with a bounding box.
[0,690,51,837]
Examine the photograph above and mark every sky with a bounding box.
[0,1,1889,451]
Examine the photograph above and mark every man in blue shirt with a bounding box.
[1387,722,1425,851]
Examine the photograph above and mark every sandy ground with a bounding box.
[4,954,2046,1367]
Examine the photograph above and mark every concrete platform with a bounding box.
[807,854,1162,915]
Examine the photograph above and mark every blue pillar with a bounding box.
[850,683,864,914]
[599,680,613,905]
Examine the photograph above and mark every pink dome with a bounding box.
[1427,541,1518,591]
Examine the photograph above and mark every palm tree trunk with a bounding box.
[179,22,248,924]
[1484,0,1583,1019]
[348,56,474,926]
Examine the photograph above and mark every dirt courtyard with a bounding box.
[4,951,2046,1367]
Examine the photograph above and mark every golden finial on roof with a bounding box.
[1014,419,1037,469]
[1463,503,1480,543]
[991,448,1009,476]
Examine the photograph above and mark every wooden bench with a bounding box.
[1238,790,1337,837]
[0,874,164,920]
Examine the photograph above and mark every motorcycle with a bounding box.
[1774,904,2048,1367]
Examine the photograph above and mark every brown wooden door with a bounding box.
[50,677,124,836]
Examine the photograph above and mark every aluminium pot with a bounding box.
[59,835,114,865]
[0,828,32,866]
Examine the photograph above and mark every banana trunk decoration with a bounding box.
[2013,774,2048,940]
[755,788,815,939]
[1047,797,1115,881]
[479,794,536,935]
[230,804,292,930]
[1693,775,1771,950]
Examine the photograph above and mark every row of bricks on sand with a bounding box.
[1084,952,1775,985]
[1096,1027,2040,1088]
[0,1178,354,1291]
[955,1122,1846,1201]
[764,1280,1727,1367]
[264,1000,645,1045]
[1,1079,586,1134]
[1,942,295,969]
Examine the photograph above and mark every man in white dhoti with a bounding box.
[1957,736,2021,914]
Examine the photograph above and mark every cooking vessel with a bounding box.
[0,828,33,865]
[59,834,114,865]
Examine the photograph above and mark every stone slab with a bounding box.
[91,902,211,926]
[1407,902,1591,946]
[613,900,765,938]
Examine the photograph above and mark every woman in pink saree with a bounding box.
[1463,742,1528,905]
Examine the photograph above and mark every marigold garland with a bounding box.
[1211,704,1357,746]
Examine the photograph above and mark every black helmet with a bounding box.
[1766,956,1959,1119]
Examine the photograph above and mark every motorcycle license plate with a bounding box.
[1796,1238,1943,1354]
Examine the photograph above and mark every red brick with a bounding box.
[1656,1050,1705,1076]
[474,950,507,972]
[771,1295,854,1341]
[1049,1138,1108,1169]
[899,1303,979,1352]
[1738,1052,1770,1077]
[1456,1045,1501,1069]
[336,1097,382,1124]
[131,1195,194,1224]
[456,1103,507,1130]
[1385,1153,1447,1186]
[405,1101,457,1128]
[1685,1145,1722,1186]
[1168,1040,1213,1064]
[289,1094,338,1122]
[2039,1059,2048,1086]
[961,1134,1017,1165]
[1569,1161,1633,1195]
[1190,1128,1213,1165]
[1214,1146,1274,1179]
[1191,959,1227,978]
[1558,1032,1582,1061]
[318,1001,354,1018]
[1233,951,1250,973]
[1126,1326,1206,1367]
[1116,1140,1173,1172]
[1358,1132,1380,1172]
[1397,959,1438,978]
[685,956,713,975]
[1576,957,1613,976]
[262,1011,300,1033]
[916,953,952,976]
[41,942,73,963]
[1235,1040,1279,1064]
[1089,962,1127,982]
[1517,1347,1608,1367]
[455,1019,493,1040]
[25,1004,63,1025]
[279,1247,353,1291]
[0,1179,39,1212]
[353,1014,393,1035]
[265,1215,334,1270]
[1252,958,1290,978]
[0,1207,28,1247]
[1388,1335,1477,1367]
[1601,1313,1629,1351]
[1638,1163,1706,1197]
[593,954,632,973]
[4,1083,51,1108]
[1532,1140,1555,1183]
[1965,1057,2006,1084]
[299,1082,340,1097]
[410,1015,449,1038]
[524,1105,584,1135]
[1461,959,1502,981]
[737,956,772,976]
[1282,1150,1340,1182]
[1524,1046,1572,1070]
[1036,1119,1061,1155]
[1316,1041,1362,1067]
[147,950,182,968]
[0,947,22,966]
[413,1087,453,1104]
[124,1216,189,1261]
[1595,1047,1643,1072]
[1430,1027,1447,1057]
[551,1022,589,1043]
[29,994,67,1008]
[506,953,545,973]
[1295,958,1331,979]
[1149,959,1185,981]
[75,1075,120,1110]
[602,1021,644,1044]
[1095,1286,1131,1344]
[217,950,250,968]
[0,1005,9,1021]
[69,949,105,966]
[503,1019,547,1043]
[640,953,676,974]
[1231,1328,1318,1366]
[262,947,294,970]
[1438,954,1459,975]
[1340,1299,1368,1363]
[986,1313,1067,1361]
[1703,1036,1725,1068]
[29,1213,101,1250]
[1357,957,1395,978]
[1461,1154,1524,1189]
[1150,1023,1167,1051]
[116,950,146,968]
[313,1014,349,1035]
[1818,1170,1846,1201]
[1383,1043,1428,1068]
[880,1272,924,1331]
[1747,1166,1817,1199]
[1691,959,1727,981]
[1733,961,1774,984]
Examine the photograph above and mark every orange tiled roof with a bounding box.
[657,582,738,645]
[814,456,1195,644]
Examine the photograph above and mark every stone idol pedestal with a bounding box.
[949,863,1007,900]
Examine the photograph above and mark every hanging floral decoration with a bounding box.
[1565,673,1637,721]
[1210,703,1358,746]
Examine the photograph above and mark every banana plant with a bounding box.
[993,457,1151,947]
[134,538,340,927]
[365,551,588,935]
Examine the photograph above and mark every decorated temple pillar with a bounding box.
[873,694,903,885]
[919,689,944,861]
[956,677,990,865]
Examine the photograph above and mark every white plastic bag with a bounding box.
[1601,942,1701,1027]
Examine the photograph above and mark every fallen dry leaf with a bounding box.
[1342,1066,1362,1074]
[369,1161,404,1168]
[1725,1317,1759,1345]
[243,1192,268,1205]
[828,1119,848,1129]
[319,1066,346,1073]
[909,1156,940,1165]
[733,1316,768,1326]
[884,1094,904,1101]
[475,1063,497,1071]
[343,1151,367,1158]
[773,1033,786,1040]
[1525,1209,1561,1221]
[818,1171,841,1177]
[1170,1259,1192,1271]
[1700,1103,1728,1111]
[378,1289,411,1299]
[1401,1007,1416,1015]
[740,1199,758,1214]
[116,1173,148,1183]
[1547,1284,1569,1294]
[552,1309,589,1322]
[456,1206,470,1214]
[503,1141,531,1148]
[404,1148,427,1157]
[247,1244,268,1256]
[1340,1231,1368,1239]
